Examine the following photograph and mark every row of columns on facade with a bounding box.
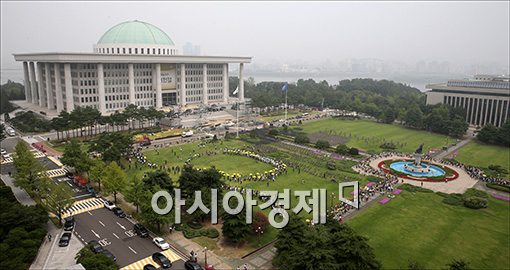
[447,95,509,127]
[23,62,245,114]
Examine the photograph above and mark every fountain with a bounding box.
[388,144,446,178]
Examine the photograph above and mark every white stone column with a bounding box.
[223,63,229,103]
[29,62,37,104]
[97,63,106,114]
[180,63,186,107]
[45,63,54,109]
[497,100,503,127]
[239,63,244,101]
[64,63,74,112]
[36,62,45,107]
[128,63,135,105]
[483,99,489,126]
[54,63,64,113]
[202,64,208,105]
[155,63,162,108]
[22,62,31,102]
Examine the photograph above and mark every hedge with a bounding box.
[177,224,219,239]
[399,184,433,193]
[486,183,510,193]
[463,196,488,209]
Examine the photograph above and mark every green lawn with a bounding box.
[455,141,510,178]
[293,118,450,153]
[348,191,510,269]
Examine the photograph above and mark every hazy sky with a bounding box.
[1,1,509,71]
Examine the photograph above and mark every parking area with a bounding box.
[73,207,185,269]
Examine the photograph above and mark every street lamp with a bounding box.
[203,247,208,267]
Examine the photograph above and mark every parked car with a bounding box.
[59,232,72,247]
[134,223,149,238]
[153,237,170,250]
[88,240,104,254]
[85,185,95,194]
[152,252,172,269]
[113,207,126,218]
[143,264,158,270]
[185,261,205,270]
[101,249,117,261]
[103,200,116,210]
[63,217,75,231]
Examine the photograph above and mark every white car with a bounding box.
[103,200,116,210]
[153,237,170,250]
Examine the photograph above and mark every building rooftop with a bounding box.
[97,20,175,46]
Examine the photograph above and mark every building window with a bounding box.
[117,48,120,54]
[135,48,138,54]
[129,48,132,54]
[123,48,126,54]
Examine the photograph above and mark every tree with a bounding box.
[143,170,173,192]
[404,105,424,129]
[138,187,172,232]
[102,161,128,203]
[89,159,106,192]
[221,197,251,243]
[326,220,381,270]
[274,213,307,266]
[252,211,269,233]
[448,116,468,138]
[349,147,359,155]
[268,129,279,136]
[89,132,133,163]
[336,144,350,155]
[76,247,118,270]
[125,177,145,214]
[60,139,93,174]
[12,142,47,195]
[44,183,74,225]
[294,134,310,144]
[315,139,330,150]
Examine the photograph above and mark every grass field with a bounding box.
[455,141,510,178]
[294,118,449,153]
[348,191,510,269]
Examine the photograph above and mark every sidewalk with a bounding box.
[0,173,36,206]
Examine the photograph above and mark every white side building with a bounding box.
[13,20,251,115]
[426,75,510,127]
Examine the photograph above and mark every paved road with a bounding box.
[0,174,36,206]
[433,136,473,160]
[74,208,185,269]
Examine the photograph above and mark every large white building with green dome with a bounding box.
[13,20,251,115]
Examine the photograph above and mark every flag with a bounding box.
[281,82,289,92]
[233,86,239,95]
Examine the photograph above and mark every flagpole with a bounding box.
[236,100,239,138]
[285,87,288,125]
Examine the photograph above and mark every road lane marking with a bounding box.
[91,230,100,238]
[116,222,126,230]
[128,246,137,254]
[87,211,93,216]
[112,233,119,239]
[99,221,105,227]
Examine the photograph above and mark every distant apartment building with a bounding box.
[13,20,250,115]
[426,75,510,127]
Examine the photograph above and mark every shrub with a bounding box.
[463,196,488,209]
[442,193,464,206]
[380,142,397,150]
[349,147,359,155]
[203,228,219,238]
[486,183,510,193]
[399,184,433,193]
[462,188,488,200]
[268,129,279,136]
[187,221,203,230]
[294,134,310,144]
[335,144,350,155]
[315,140,330,150]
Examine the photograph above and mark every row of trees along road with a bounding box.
[12,141,74,224]
[51,104,165,140]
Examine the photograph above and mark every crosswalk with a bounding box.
[45,168,68,178]
[120,249,183,270]
[0,150,46,164]
[61,198,105,219]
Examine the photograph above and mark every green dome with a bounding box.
[98,20,175,46]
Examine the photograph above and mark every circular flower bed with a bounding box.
[378,159,459,182]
